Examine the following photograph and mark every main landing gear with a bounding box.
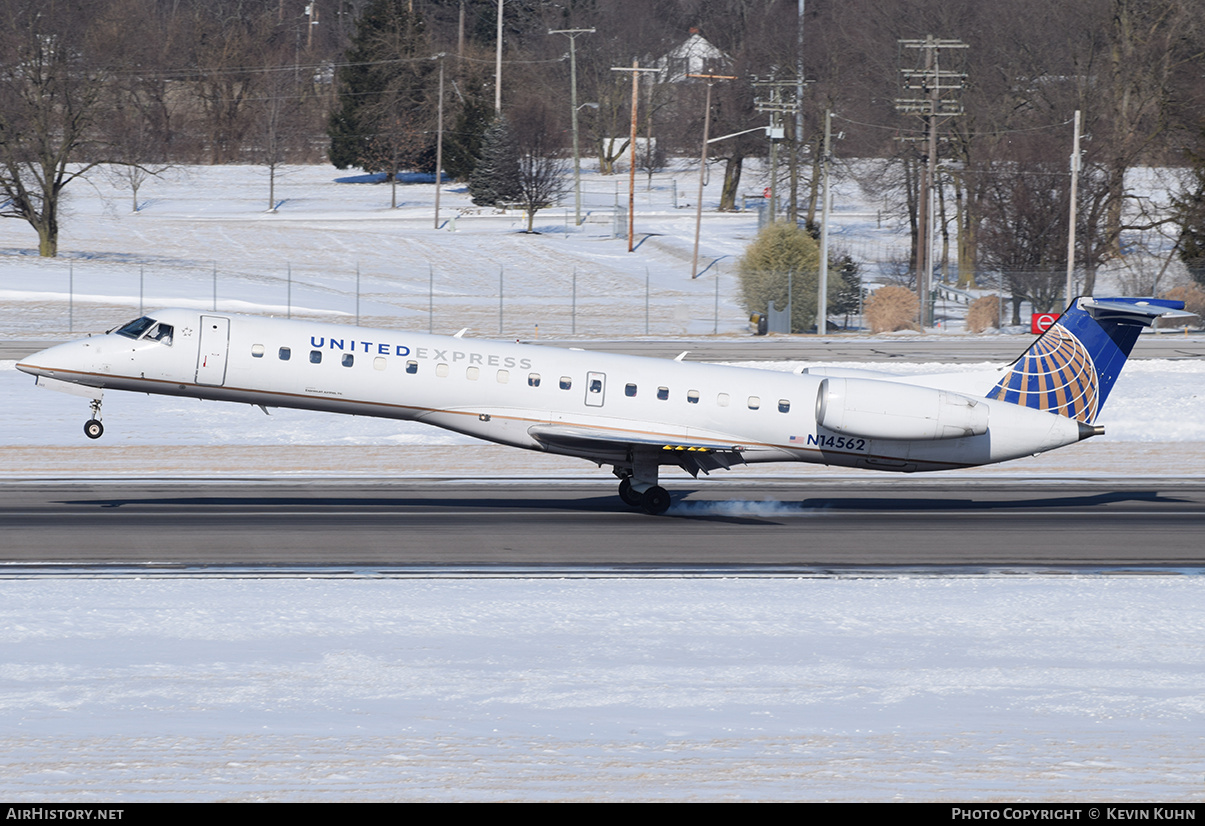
[615,454,672,516]
[618,478,672,515]
[84,398,104,440]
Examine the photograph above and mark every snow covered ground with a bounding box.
[2,164,1204,801]
[1,575,1203,802]
[0,163,772,340]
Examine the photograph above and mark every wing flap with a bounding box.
[527,424,747,477]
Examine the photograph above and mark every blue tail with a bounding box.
[985,296,1183,424]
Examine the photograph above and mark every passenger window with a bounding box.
[436,363,449,377]
[560,376,572,390]
[528,373,541,387]
[778,399,790,413]
[657,387,669,401]
[717,393,730,407]
[497,370,509,383]
[687,390,700,404]
[625,383,637,397]
[748,396,761,410]
[467,366,480,380]
[310,350,322,364]
[279,347,291,361]
[406,361,418,374]
[251,344,265,358]
[342,354,354,368]
[589,378,602,393]
[374,357,386,371]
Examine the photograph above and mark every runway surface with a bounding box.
[3,479,1203,569]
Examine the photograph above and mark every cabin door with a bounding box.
[195,315,230,386]
[584,371,606,407]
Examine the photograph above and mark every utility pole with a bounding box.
[1065,109,1082,308]
[895,35,966,328]
[753,76,800,223]
[817,109,832,334]
[612,61,659,252]
[688,73,737,277]
[494,0,504,112]
[458,0,465,59]
[304,2,318,51]
[549,28,595,227]
[792,0,806,224]
[433,54,445,230]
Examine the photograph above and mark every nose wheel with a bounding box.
[84,398,104,440]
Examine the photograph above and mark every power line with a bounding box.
[833,113,1076,138]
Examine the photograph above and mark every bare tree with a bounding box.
[0,3,114,257]
[978,143,1071,317]
[189,2,282,164]
[512,100,568,232]
[255,65,310,211]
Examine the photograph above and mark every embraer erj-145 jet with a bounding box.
[17,296,1179,514]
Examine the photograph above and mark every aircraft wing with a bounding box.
[527,423,748,476]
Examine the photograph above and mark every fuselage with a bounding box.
[16,308,1091,475]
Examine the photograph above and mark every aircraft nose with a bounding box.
[15,339,95,380]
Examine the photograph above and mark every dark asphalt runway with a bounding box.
[2,479,1203,569]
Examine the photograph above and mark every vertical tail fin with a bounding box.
[985,296,1183,424]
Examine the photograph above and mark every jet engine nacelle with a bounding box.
[816,377,989,441]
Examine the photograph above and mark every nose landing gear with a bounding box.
[84,398,104,440]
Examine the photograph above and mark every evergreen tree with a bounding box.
[443,94,493,181]
[468,115,520,206]
[327,0,432,174]
[830,254,864,328]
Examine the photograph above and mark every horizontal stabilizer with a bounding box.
[1079,297,1181,326]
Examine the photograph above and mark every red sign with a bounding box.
[1031,313,1059,334]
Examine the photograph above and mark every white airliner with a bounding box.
[17,296,1179,514]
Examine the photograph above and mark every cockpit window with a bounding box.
[115,316,157,340]
[146,323,173,346]
[114,316,172,345]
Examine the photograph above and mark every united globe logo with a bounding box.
[986,324,1099,423]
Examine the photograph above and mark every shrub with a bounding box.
[865,286,919,333]
[965,295,1002,333]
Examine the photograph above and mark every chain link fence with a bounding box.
[0,257,742,340]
